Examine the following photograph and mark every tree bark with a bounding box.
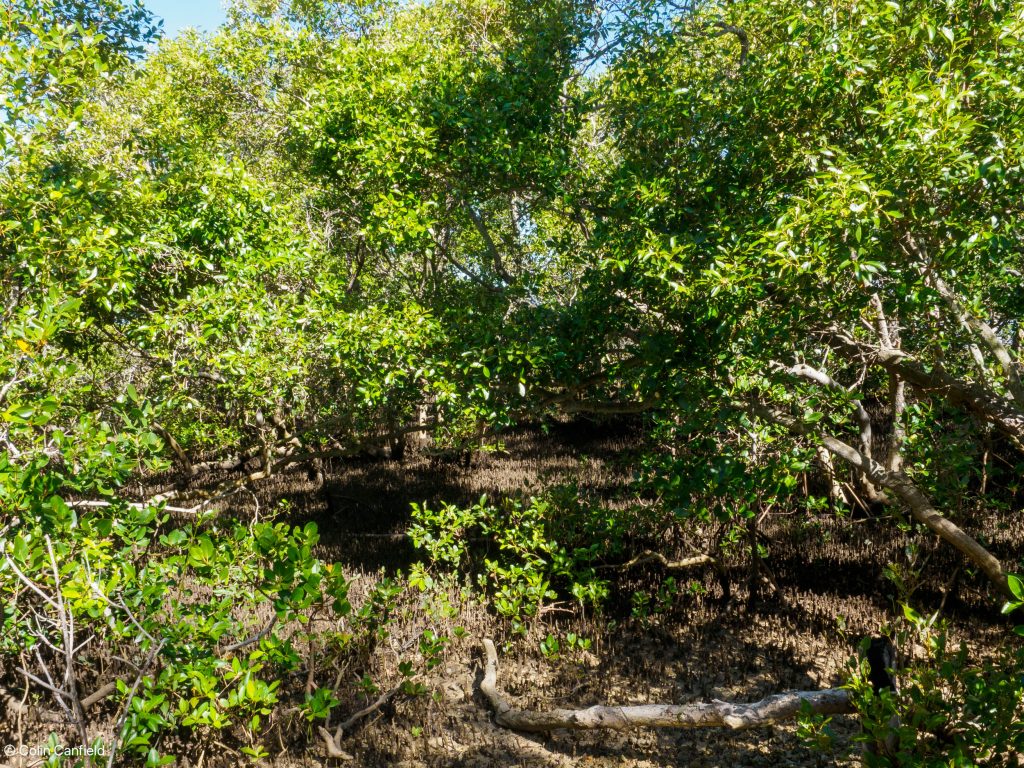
[930,274,1024,404]
[818,433,1012,599]
[816,445,848,504]
[749,402,1013,600]
[828,330,1024,450]
[886,373,906,473]
[777,361,884,501]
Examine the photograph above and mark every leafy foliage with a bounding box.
[409,493,613,632]
[847,604,1024,766]
[2,0,1024,762]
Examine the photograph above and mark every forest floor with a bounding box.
[238,420,1015,767]
[5,421,1018,767]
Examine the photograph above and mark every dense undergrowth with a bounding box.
[3,428,1022,765]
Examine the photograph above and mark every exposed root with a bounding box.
[319,682,407,760]
[597,550,731,603]
[599,550,717,572]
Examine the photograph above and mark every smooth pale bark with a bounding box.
[930,274,1024,405]
[818,433,1012,600]
[480,639,853,733]
[601,550,717,571]
[816,445,848,503]
[828,330,1024,449]
[778,361,884,501]
[866,296,908,472]
[886,373,906,473]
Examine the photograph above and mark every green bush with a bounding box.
[409,492,612,632]
[847,598,1024,767]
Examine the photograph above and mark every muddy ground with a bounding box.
[4,420,1020,767]
[240,420,1016,767]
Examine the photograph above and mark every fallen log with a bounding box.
[480,639,854,733]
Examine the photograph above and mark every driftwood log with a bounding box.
[480,639,854,733]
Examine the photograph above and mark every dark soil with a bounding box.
[4,419,1019,767]
[252,420,1016,766]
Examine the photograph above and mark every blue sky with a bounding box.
[147,0,228,38]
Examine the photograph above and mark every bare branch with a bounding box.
[929,274,1024,403]
[14,667,72,701]
[869,294,893,348]
[464,203,513,284]
[106,639,167,768]
[335,683,405,736]
[886,373,906,473]
[773,361,884,501]
[223,616,278,654]
[827,329,1024,451]
[4,556,59,609]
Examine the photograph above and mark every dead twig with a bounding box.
[318,681,409,760]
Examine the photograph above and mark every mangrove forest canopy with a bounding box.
[1,0,1023,764]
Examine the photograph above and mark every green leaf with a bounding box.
[1008,574,1024,601]
[902,604,922,624]
[12,535,30,563]
[188,536,216,568]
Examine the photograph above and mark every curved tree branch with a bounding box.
[929,274,1024,404]
[749,402,1012,600]
[773,360,884,501]
[827,329,1024,451]
[709,22,749,67]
